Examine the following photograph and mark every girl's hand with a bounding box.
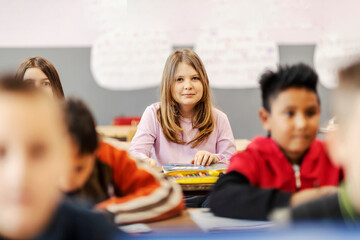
[191,151,219,166]
[290,186,338,207]
[143,158,157,167]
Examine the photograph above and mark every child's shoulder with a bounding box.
[228,136,274,174]
[143,102,160,114]
[229,137,277,162]
[307,138,328,156]
[311,138,325,146]
[230,136,275,159]
[52,202,121,238]
[151,102,161,109]
[139,102,160,120]
[97,141,128,159]
[212,107,229,120]
[246,136,276,151]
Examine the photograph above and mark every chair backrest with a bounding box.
[235,139,251,152]
[113,116,141,126]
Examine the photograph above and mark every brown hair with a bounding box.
[157,49,214,148]
[0,74,38,93]
[338,61,360,88]
[15,57,65,99]
[0,75,51,101]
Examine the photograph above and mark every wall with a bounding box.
[0,45,332,139]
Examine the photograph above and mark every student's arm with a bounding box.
[210,171,292,220]
[95,143,184,224]
[128,105,157,161]
[290,193,341,220]
[213,111,237,164]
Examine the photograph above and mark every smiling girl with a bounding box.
[129,49,236,166]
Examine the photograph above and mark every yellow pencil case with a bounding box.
[165,170,226,184]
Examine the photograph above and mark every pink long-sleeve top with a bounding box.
[129,103,236,166]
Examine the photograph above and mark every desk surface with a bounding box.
[136,210,360,239]
[146,209,202,235]
[96,125,137,139]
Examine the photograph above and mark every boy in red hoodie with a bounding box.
[287,61,360,222]
[210,63,342,220]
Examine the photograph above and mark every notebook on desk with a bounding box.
[189,208,276,232]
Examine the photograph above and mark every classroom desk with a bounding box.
[146,209,202,235]
[235,139,251,152]
[96,125,137,141]
[133,210,360,239]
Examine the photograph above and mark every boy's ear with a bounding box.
[259,107,271,132]
[325,129,346,167]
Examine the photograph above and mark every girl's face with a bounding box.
[172,62,203,116]
[23,68,53,97]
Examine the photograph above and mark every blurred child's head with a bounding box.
[16,57,65,99]
[59,98,98,192]
[328,60,360,212]
[158,49,214,147]
[0,77,68,239]
[259,63,321,163]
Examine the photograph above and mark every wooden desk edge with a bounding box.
[146,209,203,234]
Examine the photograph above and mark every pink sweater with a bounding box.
[129,103,236,165]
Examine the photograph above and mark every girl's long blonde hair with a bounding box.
[157,49,214,148]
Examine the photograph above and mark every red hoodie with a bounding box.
[228,136,342,192]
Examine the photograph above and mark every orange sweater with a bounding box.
[72,142,184,224]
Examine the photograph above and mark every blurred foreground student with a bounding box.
[287,61,360,222]
[129,49,236,166]
[210,63,342,220]
[16,56,65,98]
[61,98,184,224]
[0,78,122,240]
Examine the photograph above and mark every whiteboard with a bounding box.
[315,35,360,89]
[91,29,171,90]
[195,30,279,88]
